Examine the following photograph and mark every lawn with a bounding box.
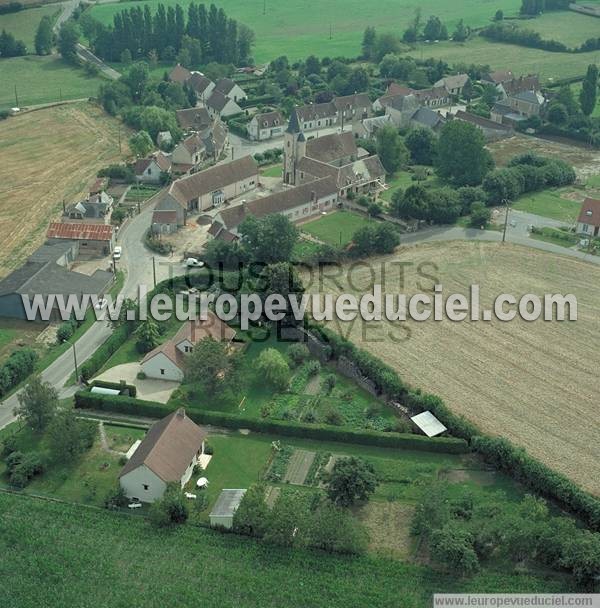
[301,210,373,246]
[570,81,600,118]
[0,102,129,279]
[0,320,48,364]
[0,55,107,110]
[88,0,522,63]
[0,493,569,608]
[408,37,598,81]
[260,163,282,178]
[0,5,59,52]
[512,189,581,223]
[523,10,600,49]
[379,168,440,204]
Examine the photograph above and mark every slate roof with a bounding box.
[176,107,211,131]
[188,73,213,95]
[410,107,445,129]
[503,75,540,96]
[332,93,371,111]
[434,74,469,91]
[206,90,230,113]
[119,409,207,483]
[454,111,512,131]
[305,131,357,164]
[286,108,301,134]
[252,110,284,129]
[578,198,600,226]
[512,90,544,105]
[295,102,337,123]
[152,210,178,225]
[47,222,113,241]
[214,78,237,96]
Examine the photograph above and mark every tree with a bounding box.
[361,26,377,60]
[469,202,491,228]
[258,262,305,326]
[58,22,80,64]
[233,483,269,537]
[452,19,469,42]
[405,127,436,165]
[494,9,504,20]
[430,523,480,576]
[323,457,378,507]
[47,409,96,462]
[304,55,321,76]
[135,318,160,353]
[352,223,400,257]
[122,61,150,102]
[149,482,189,526]
[14,376,58,433]
[555,85,579,115]
[0,29,27,57]
[436,121,493,186]
[263,490,307,547]
[257,348,290,391]
[375,126,409,174]
[35,15,54,55]
[185,337,231,396]
[305,501,368,554]
[580,64,598,117]
[239,213,298,264]
[423,16,446,41]
[547,102,568,126]
[129,130,154,158]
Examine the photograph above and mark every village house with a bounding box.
[453,110,512,141]
[576,198,600,237]
[247,110,286,141]
[141,313,236,381]
[283,109,385,197]
[152,155,259,232]
[295,101,338,131]
[175,107,212,134]
[133,153,172,184]
[168,64,192,84]
[214,78,248,103]
[353,114,394,139]
[170,122,228,172]
[63,191,114,224]
[0,240,113,321]
[46,222,115,258]
[374,83,451,113]
[119,408,208,503]
[205,89,242,119]
[434,74,470,97]
[210,176,339,241]
[481,70,515,87]
[188,72,215,102]
[332,93,372,124]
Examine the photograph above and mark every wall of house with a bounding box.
[141,352,184,382]
[577,221,600,236]
[196,174,259,211]
[74,238,113,259]
[0,293,27,320]
[120,464,167,503]
[282,194,338,223]
[137,163,162,184]
[151,222,178,235]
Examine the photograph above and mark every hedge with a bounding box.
[89,379,137,398]
[80,323,134,381]
[74,391,469,454]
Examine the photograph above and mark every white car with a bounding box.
[128,502,142,509]
[94,298,108,310]
[113,246,122,260]
[185,257,204,268]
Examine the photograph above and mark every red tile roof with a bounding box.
[578,198,600,226]
[47,222,113,241]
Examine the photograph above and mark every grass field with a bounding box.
[260,163,282,178]
[309,241,600,496]
[409,37,600,81]
[0,102,130,279]
[301,210,373,246]
[89,0,522,63]
[0,5,59,52]
[0,492,569,607]
[524,10,600,48]
[513,189,582,223]
[0,55,107,110]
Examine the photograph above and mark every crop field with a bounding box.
[301,210,374,246]
[0,56,107,110]
[89,0,522,63]
[524,10,600,48]
[0,102,129,279]
[309,241,600,495]
[0,492,569,608]
[410,37,599,81]
[0,5,59,52]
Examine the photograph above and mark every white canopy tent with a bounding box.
[410,411,447,437]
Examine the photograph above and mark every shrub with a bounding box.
[306,360,321,377]
[287,343,309,366]
[104,485,128,509]
[323,374,336,394]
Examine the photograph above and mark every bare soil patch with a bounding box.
[283,449,316,485]
[310,241,600,495]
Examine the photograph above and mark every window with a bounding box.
[143,484,149,491]
[160,369,165,375]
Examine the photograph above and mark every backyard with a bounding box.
[300,210,374,246]
[0,4,59,52]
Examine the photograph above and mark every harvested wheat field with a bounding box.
[0,102,129,279]
[309,241,600,495]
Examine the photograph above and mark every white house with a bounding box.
[134,153,172,184]
[248,110,285,141]
[141,313,236,381]
[214,78,247,103]
[209,489,247,529]
[119,408,207,503]
[577,197,600,237]
[205,90,242,119]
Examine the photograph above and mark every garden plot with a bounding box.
[283,450,316,485]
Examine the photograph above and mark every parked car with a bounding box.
[185,257,204,268]
[113,246,122,260]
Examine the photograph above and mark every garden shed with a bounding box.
[209,489,247,529]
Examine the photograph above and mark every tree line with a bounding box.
[81,2,254,66]
[520,0,570,15]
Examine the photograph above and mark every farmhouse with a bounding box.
[434,74,470,97]
[248,110,286,141]
[188,72,215,101]
[453,111,512,141]
[46,222,115,258]
[211,176,339,240]
[119,408,207,503]
[0,240,113,321]
[210,489,247,529]
[176,107,212,133]
[375,83,451,113]
[213,78,247,103]
[353,114,393,139]
[168,64,192,84]
[332,93,372,123]
[283,110,386,196]
[295,102,338,131]
[205,90,242,119]
[63,191,114,223]
[171,121,228,171]
[141,313,236,381]
[134,153,172,184]
[576,197,600,237]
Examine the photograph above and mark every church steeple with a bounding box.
[283,108,304,185]
[286,108,301,134]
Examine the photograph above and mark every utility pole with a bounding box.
[72,343,79,382]
[152,256,157,288]
[263,0,266,15]
[14,85,18,107]
[118,125,122,154]
[329,23,332,40]
[502,198,510,243]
